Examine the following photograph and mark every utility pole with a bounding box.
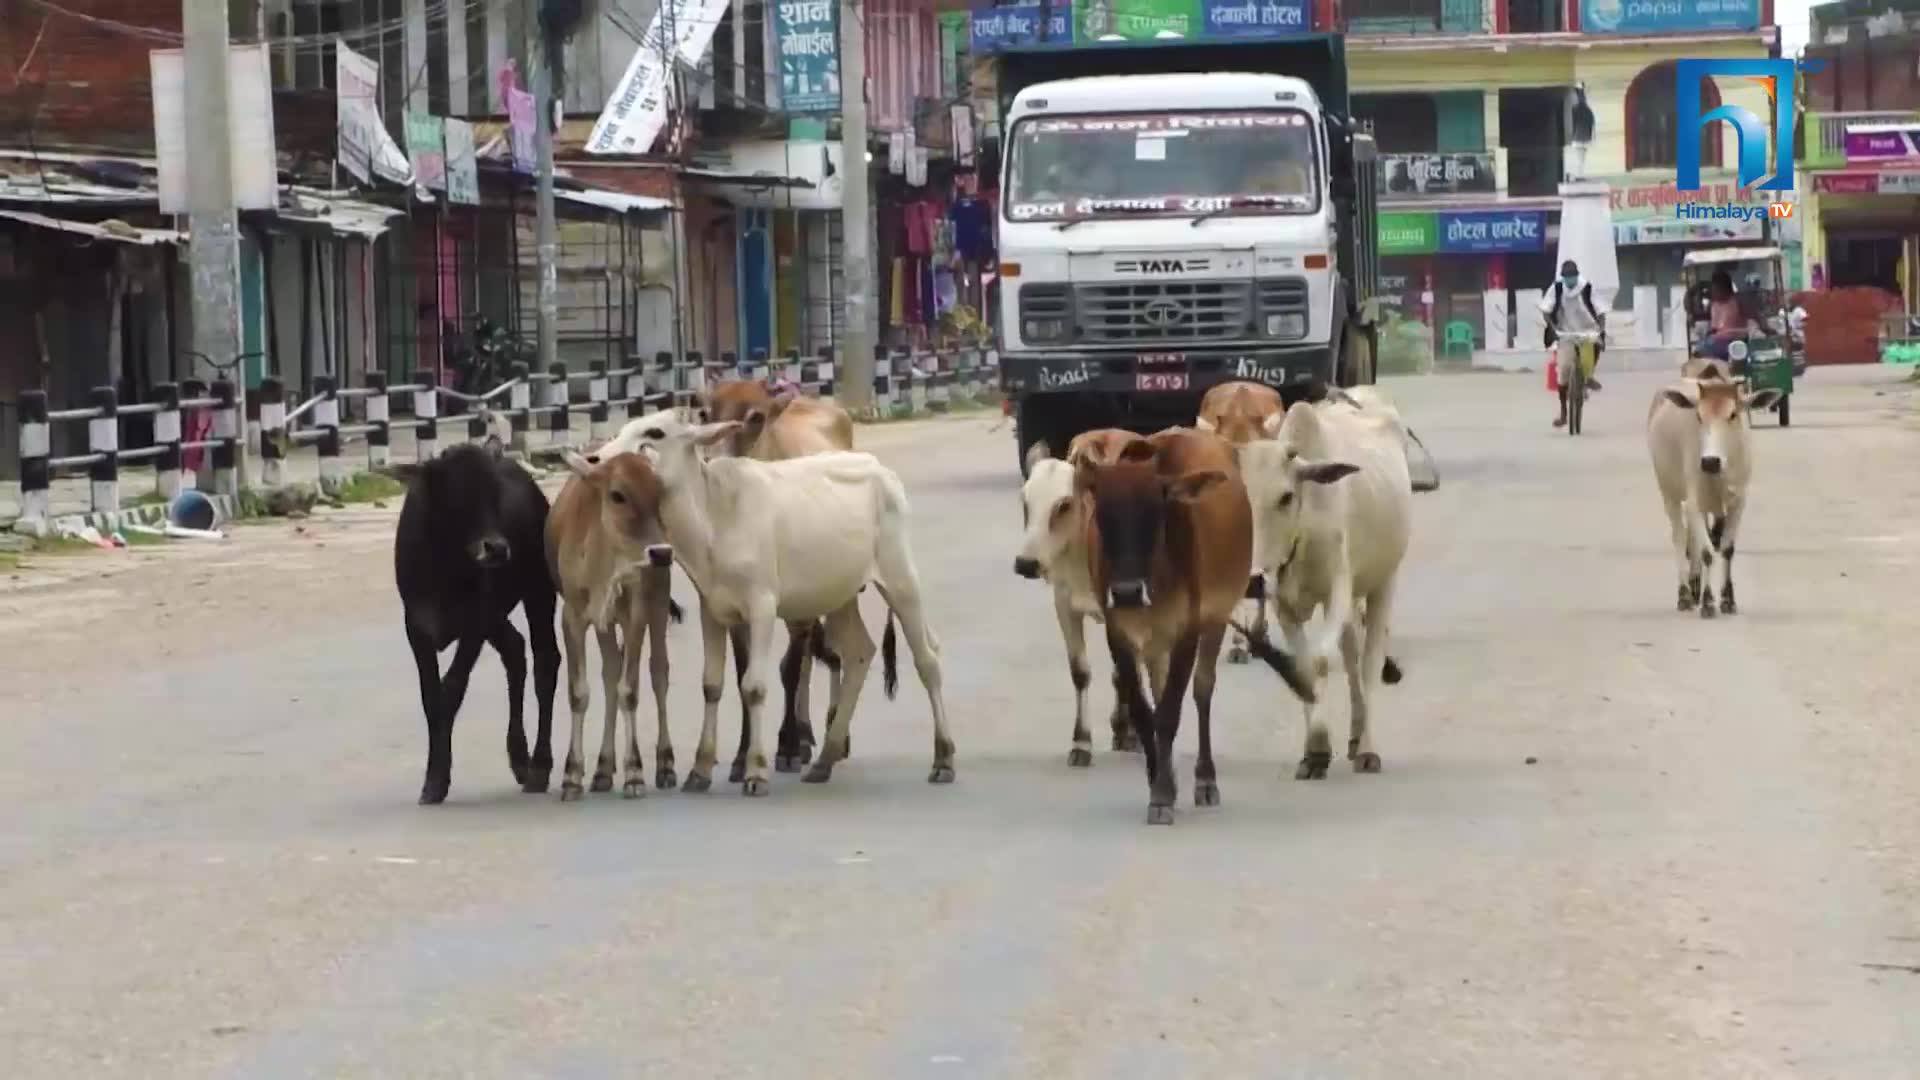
[836,0,876,415]
[531,6,560,377]
[184,0,248,487]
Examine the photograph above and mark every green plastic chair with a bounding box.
[1442,320,1476,358]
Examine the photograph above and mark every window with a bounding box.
[1626,62,1723,170]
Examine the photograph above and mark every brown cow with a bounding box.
[1195,380,1285,445]
[1076,428,1312,825]
[700,380,857,776]
[1065,427,1142,467]
[545,451,678,799]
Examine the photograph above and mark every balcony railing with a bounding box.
[1802,110,1920,170]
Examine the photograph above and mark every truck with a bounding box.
[990,36,1380,474]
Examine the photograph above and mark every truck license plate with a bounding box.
[1136,372,1189,391]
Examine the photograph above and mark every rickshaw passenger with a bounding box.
[1702,270,1746,359]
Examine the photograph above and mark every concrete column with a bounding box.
[1484,91,1506,193]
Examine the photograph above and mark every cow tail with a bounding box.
[881,609,900,701]
[666,596,685,625]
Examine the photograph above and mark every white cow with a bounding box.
[1237,401,1412,779]
[1013,440,1138,765]
[1647,375,1781,617]
[623,414,955,793]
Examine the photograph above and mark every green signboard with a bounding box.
[1075,0,1202,42]
[1379,211,1436,255]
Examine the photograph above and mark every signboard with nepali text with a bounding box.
[1378,211,1437,255]
[1436,210,1545,254]
[971,0,1075,50]
[774,0,840,113]
[970,0,1308,51]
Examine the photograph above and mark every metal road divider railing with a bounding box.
[12,346,1001,526]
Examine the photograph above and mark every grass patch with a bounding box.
[332,471,406,505]
[119,529,169,547]
[121,490,169,508]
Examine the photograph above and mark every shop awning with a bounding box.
[273,191,407,239]
[681,167,815,190]
[556,188,674,214]
[0,209,181,245]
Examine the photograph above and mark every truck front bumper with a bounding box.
[998,343,1334,397]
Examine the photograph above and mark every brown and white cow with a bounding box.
[1647,374,1781,617]
[1015,436,1140,764]
[1076,428,1313,824]
[1195,381,1287,662]
[545,451,678,800]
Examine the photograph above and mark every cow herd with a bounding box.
[392,365,1775,825]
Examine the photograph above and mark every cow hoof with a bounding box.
[1146,804,1175,826]
[418,779,450,806]
[1295,753,1331,780]
[654,766,678,791]
[1720,595,1737,615]
[681,772,712,794]
[622,779,646,799]
[797,743,815,765]
[928,763,956,784]
[1382,657,1404,685]
[560,782,584,802]
[775,753,803,773]
[520,775,550,795]
[1112,731,1142,753]
[1677,588,1694,611]
[1354,752,1383,774]
[1347,737,1359,761]
[1193,780,1220,807]
[590,773,614,794]
[727,760,747,784]
[1700,603,1717,621]
[1068,747,1093,768]
[742,777,770,797]
[1226,646,1250,664]
[802,763,834,784]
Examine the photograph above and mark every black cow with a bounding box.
[393,439,561,804]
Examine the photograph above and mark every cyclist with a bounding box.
[1540,258,1606,428]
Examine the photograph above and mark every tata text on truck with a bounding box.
[992,37,1381,473]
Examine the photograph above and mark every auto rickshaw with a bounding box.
[1680,246,1801,427]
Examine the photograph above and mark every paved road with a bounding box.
[6,368,1920,1078]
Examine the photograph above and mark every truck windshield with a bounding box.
[1004,110,1320,224]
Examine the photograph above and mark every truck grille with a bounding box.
[1258,278,1310,318]
[1074,281,1254,343]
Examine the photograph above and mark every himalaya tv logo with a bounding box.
[1675,58,1822,193]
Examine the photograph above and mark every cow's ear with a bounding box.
[1744,388,1783,413]
[1261,411,1284,438]
[743,407,769,435]
[563,451,597,479]
[1194,414,1216,432]
[694,420,745,446]
[1662,387,1698,410]
[1024,439,1053,472]
[1298,460,1360,485]
[1117,438,1156,465]
[1168,469,1229,502]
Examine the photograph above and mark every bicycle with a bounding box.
[1558,330,1601,436]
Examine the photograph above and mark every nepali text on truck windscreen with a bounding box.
[1005,111,1321,224]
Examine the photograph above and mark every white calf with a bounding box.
[1014,440,1137,764]
[1647,376,1781,617]
[1237,401,1412,778]
[626,416,954,793]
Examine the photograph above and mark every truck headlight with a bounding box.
[1024,318,1068,343]
[1266,313,1307,339]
